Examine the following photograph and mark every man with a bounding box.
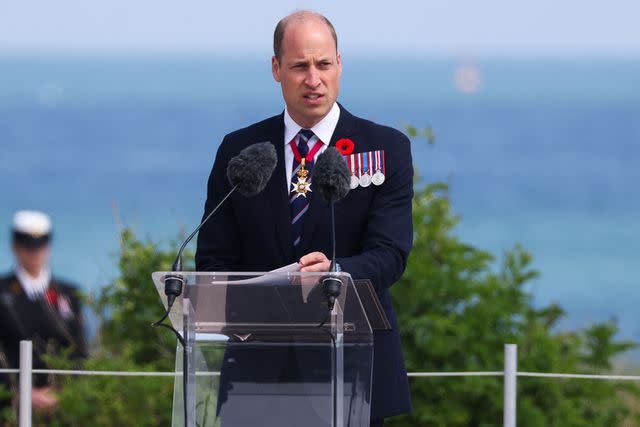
[196,11,413,426]
[0,211,86,414]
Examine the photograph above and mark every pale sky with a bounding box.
[1,0,639,56]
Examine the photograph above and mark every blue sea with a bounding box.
[0,56,639,344]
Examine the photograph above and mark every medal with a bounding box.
[348,154,359,189]
[358,152,372,187]
[351,175,360,189]
[372,171,385,186]
[290,136,324,199]
[371,150,386,186]
[291,158,312,197]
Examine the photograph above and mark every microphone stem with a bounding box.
[165,183,239,311]
[172,183,239,272]
[330,200,337,272]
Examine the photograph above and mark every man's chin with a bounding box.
[300,105,330,120]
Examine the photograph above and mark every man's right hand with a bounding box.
[32,386,58,411]
[299,252,331,272]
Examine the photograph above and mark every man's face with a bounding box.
[272,19,342,129]
[14,244,50,274]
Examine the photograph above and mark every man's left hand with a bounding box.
[299,252,331,272]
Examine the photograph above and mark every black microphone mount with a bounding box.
[322,200,342,311]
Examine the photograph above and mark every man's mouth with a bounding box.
[303,94,324,104]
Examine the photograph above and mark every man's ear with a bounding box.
[337,53,342,77]
[272,56,281,82]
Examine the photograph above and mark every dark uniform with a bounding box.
[0,273,86,412]
[0,210,87,412]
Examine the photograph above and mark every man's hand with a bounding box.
[300,252,331,272]
[32,386,58,411]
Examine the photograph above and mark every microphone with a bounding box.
[163,142,277,310]
[312,147,351,310]
[313,146,351,204]
[227,141,278,197]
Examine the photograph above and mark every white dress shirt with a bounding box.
[15,264,50,300]
[284,102,341,192]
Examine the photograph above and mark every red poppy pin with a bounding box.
[336,138,355,155]
[45,288,58,306]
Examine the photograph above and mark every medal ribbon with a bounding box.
[362,151,369,174]
[289,138,324,165]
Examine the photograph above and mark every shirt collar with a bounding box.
[15,264,50,298]
[284,102,341,146]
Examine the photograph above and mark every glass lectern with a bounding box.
[152,271,387,427]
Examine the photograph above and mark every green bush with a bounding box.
[388,181,639,426]
[29,230,190,427]
[42,349,174,427]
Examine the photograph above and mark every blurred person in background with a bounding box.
[0,210,86,415]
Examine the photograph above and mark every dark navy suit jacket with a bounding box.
[195,104,413,419]
[0,273,87,401]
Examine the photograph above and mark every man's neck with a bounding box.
[20,265,43,279]
[284,103,341,146]
[289,114,324,129]
[286,103,338,130]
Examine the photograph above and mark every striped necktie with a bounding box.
[290,129,317,248]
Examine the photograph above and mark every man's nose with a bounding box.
[305,67,321,88]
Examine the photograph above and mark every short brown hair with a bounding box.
[273,11,338,60]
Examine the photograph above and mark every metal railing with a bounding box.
[7,341,640,427]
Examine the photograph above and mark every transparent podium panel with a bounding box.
[152,272,383,427]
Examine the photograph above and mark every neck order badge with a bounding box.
[290,135,323,198]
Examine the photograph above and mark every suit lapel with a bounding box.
[299,105,358,255]
[261,113,296,262]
